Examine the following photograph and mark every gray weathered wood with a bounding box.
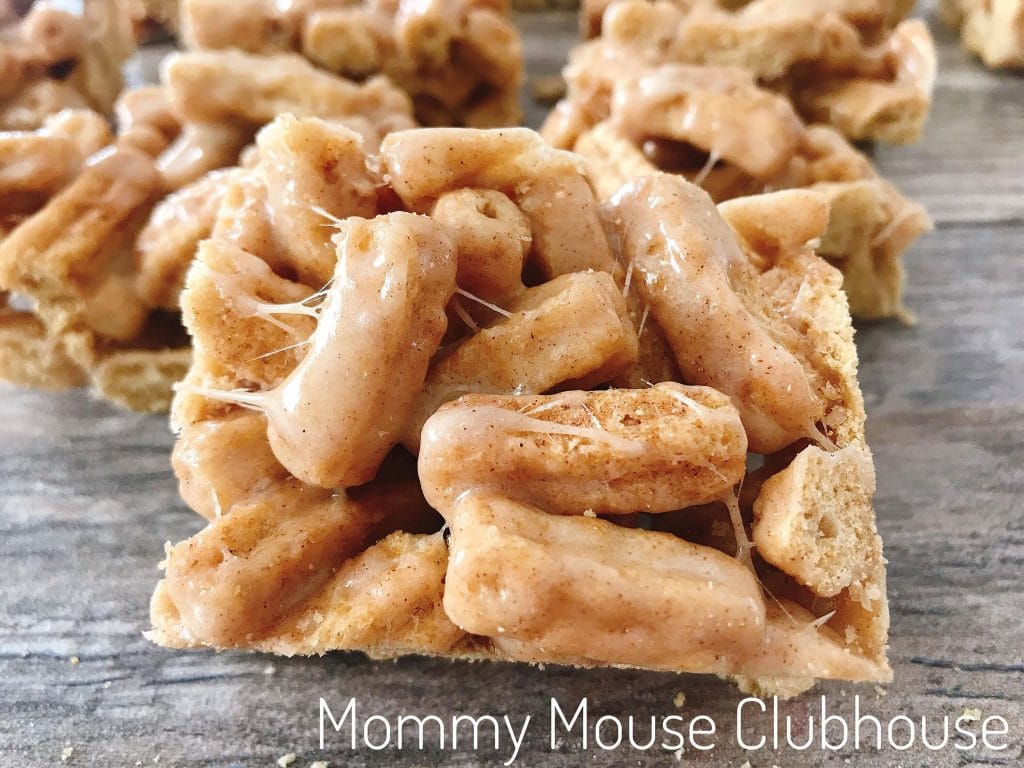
[1,7,1022,768]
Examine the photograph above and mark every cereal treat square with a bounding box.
[579,0,935,145]
[148,116,890,697]
[126,0,182,37]
[0,49,414,412]
[941,0,1024,68]
[543,56,930,320]
[0,0,135,130]
[179,0,523,127]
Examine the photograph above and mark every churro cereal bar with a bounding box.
[179,0,523,127]
[580,0,935,145]
[940,0,1024,68]
[544,58,930,319]
[582,0,919,37]
[0,53,414,411]
[148,117,890,696]
[0,0,135,130]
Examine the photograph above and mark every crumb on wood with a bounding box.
[69,656,79,665]
[962,707,982,722]
[277,754,297,767]
[60,746,73,762]
[673,691,686,708]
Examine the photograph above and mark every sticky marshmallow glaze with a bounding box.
[444,492,767,672]
[419,384,747,516]
[611,173,825,453]
[200,213,456,488]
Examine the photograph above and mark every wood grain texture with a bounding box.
[1,7,1023,767]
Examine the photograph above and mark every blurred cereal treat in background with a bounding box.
[544,56,931,320]
[579,0,935,145]
[940,0,1024,68]
[0,37,416,412]
[582,0,918,39]
[179,0,523,127]
[0,0,135,128]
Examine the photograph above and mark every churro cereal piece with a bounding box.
[808,177,928,320]
[941,0,1024,68]
[136,168,240,310]
[582,0,934,144]
[115,48,415,194]
[734,599,889,686]
[753,443,882,599]
[195,214,457,489]
[163,49,415,150]
[0,80,89,131]
[382,128,616,278]
[382,126,679,386]
[0,296,86,390]
[419,384,746,515]
[115,86,180,144]
[444,492,766,672]
[256,531,462,658]
[549,56,930,320]
[609,65,805,179]
[0,133,84,212]
[160,471,432,647]
[254,115,380,286]
[114,86,181,157]
[430,188,530,302]
[181,0,523,127]
[611,174,829,452]
[0,107,111,216]
[154,122,250,192]
[172,410,289,522]
[149,531,464,656]
[175,242,318,428]
[402,271,639,449]
[572,123,658,201]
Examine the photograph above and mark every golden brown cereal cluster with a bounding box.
[148,117,890,695]
[543,57,931,319]
[0,51,415,412]
[179,0,523,127]
[0,0,135,130]
[580,0,935,145]
[940,0,1024,68]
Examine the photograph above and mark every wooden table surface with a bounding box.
[2,8,1023,768]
